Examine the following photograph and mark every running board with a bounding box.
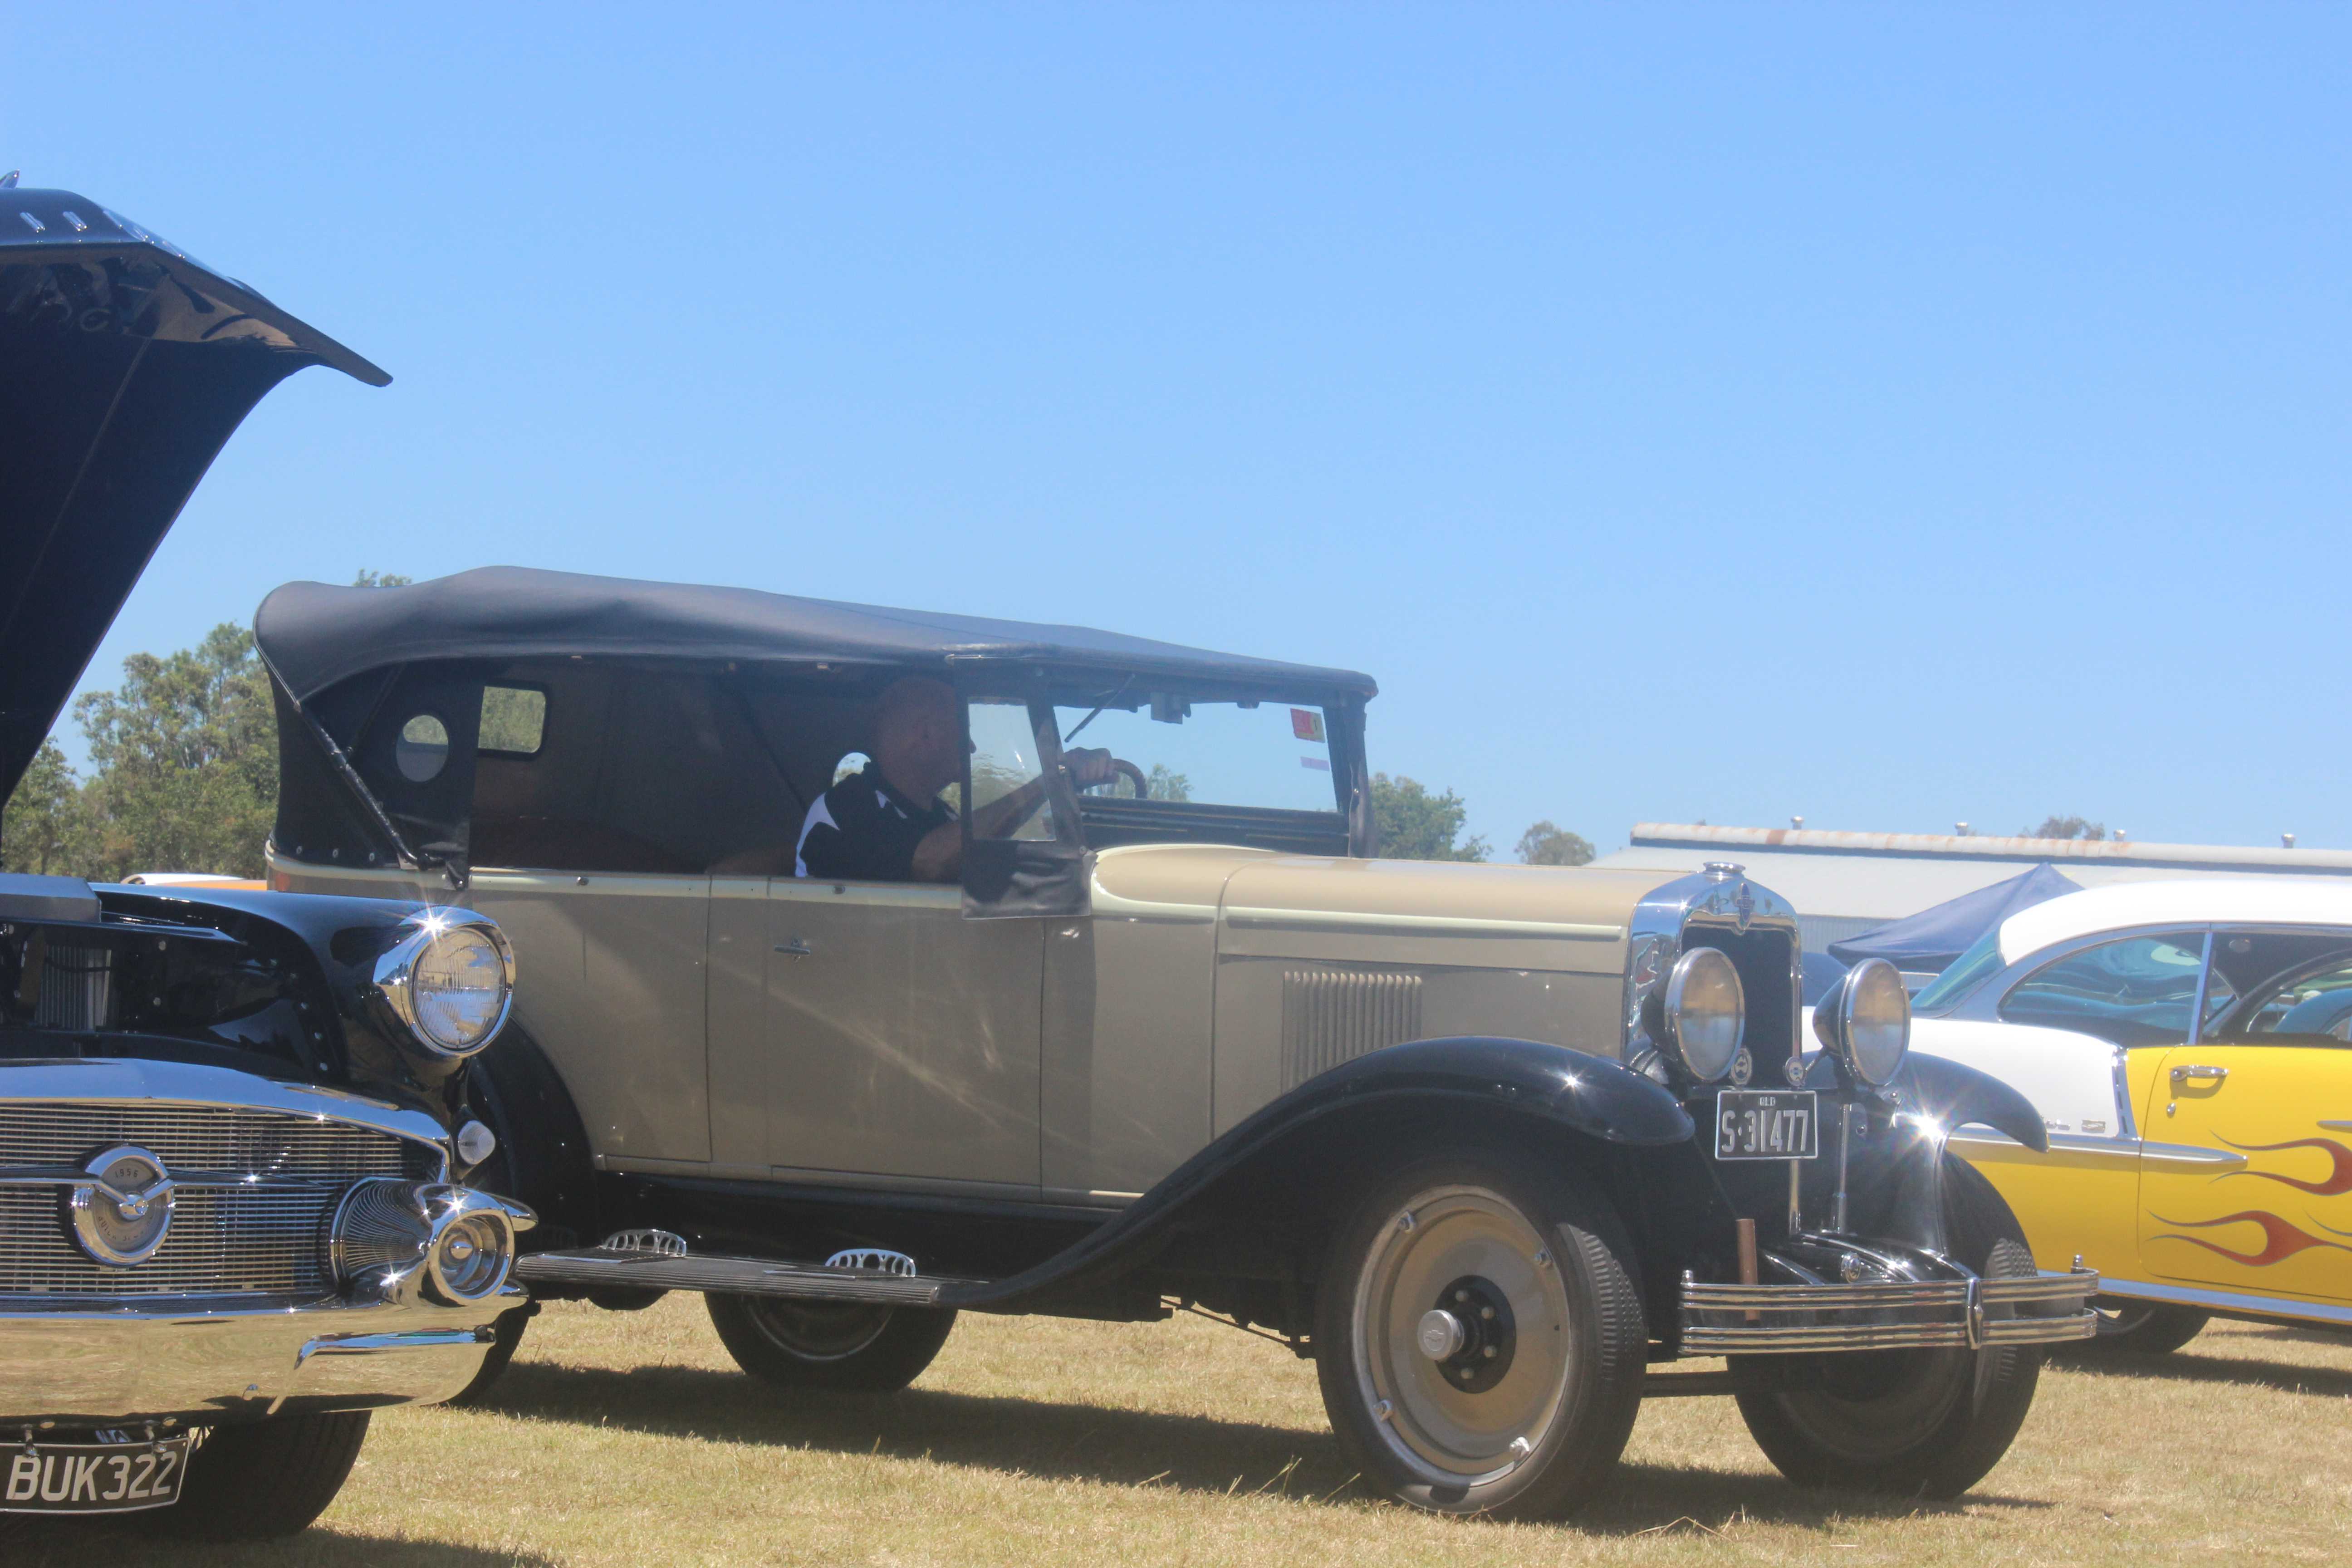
[516,1246,986,1306]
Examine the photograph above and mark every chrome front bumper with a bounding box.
[1680,1268,2098,1354]
[0,1289,517,1426]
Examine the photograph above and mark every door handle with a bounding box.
[2170,1063,2229,1086]
[774,938,812,958]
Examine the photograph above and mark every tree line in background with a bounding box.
[0,574,411,882]
[4,573,1608,877]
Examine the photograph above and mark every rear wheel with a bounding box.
[706,1294,956,1391]
[1313,1151,1647,1519]
[142,1411,370,1539]
[2070,1300,2208,1356]
[1735,1159,2043,1498]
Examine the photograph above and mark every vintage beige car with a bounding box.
[257,568,2096,1517]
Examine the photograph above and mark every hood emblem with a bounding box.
[67,1147,176,1267]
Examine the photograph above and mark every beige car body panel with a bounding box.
[269,844,1665,1202]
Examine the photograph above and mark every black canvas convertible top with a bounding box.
[255,566,1379,703]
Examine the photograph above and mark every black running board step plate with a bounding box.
[515,1248,987,1305]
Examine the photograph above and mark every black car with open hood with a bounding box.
[0,181,529,1540]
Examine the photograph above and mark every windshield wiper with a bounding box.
[1062,673,1136,745]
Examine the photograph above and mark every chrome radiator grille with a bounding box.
[0,1187,333,1296]
[0,1105,434,1299]
[0,1106,428,1182]
[32,945,114,1031]
[1282,967,1423,1089]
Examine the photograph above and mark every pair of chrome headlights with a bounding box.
[368,909,516,1059]
[1650,946,1912,1088]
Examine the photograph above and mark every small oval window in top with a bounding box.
[397,714,451,782]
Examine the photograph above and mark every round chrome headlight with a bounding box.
[1813,957,1911,1086]
[371,911,515,1059]
[1661,946,1746,1083]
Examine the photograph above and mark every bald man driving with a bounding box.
[794,676,1113,883]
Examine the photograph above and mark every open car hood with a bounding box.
[0,183,387,804]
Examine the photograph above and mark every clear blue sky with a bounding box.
[11,5,2348,853]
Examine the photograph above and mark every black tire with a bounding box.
[706,1294,957,1392]
[2068,1300,2209,1356]
[1313,1148,1647,1519]
[1735,1159,2043,1499]
[444,1302,536,1406]
[143,1411,370,1540]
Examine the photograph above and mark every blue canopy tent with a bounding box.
[1827,863,2081,974]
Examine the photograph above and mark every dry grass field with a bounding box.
[10,1296,2348,1567]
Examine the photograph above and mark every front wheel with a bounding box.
[1313,1150,1648,1519]
[1735,1159,2043,1499]
[707,1294,956,1391]
[140,1411,371,1539]
[2069,1300,2209,1356]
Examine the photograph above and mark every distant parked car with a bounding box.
[1911,880,2352,1353]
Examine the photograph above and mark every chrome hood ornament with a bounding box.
[66,1147,176,1267]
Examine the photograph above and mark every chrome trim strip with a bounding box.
[0,1060,452,1172]
[1946,1128,2247,1172]
[2186,929,2216,1046]
[2320,1120,2352,1133]
[2112,1046,2140,1140]
[2094,1275,2352,1327]
[1223,906,1622,940]
[294,1327,490,1367]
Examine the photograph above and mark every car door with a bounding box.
[2141,932,2352,1308]
[751,877,1044,1190]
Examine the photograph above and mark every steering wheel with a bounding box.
[1079,760,1151,799]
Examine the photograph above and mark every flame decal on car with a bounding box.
[2149,1210,2352,1267]
[2215,1133,2352,1197]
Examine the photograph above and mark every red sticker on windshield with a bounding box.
[1291,708,1325,743]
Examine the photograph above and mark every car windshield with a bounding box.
[1913,928,2006,1011]
[1051,694,1342,814]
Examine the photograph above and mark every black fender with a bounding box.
[1786,1049,2049,1262]
[1893,1050,2050,1152]
[470,1022,602,1253]
[943,1036,1696,1318]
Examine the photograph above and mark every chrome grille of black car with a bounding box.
[0,1106,428,1181]
[0,1105,435,1298]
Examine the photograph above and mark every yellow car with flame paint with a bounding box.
[1910,881,2352,1352]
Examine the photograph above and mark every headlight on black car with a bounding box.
[1813,956,1911,1086]
[370,910,515,1058]
[1658,946,1746,1083]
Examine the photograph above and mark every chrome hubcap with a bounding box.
[1352,1185,1572,1486]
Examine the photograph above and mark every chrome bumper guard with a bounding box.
[1680,1268,2098,1354]
[0,1294,514,1426]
